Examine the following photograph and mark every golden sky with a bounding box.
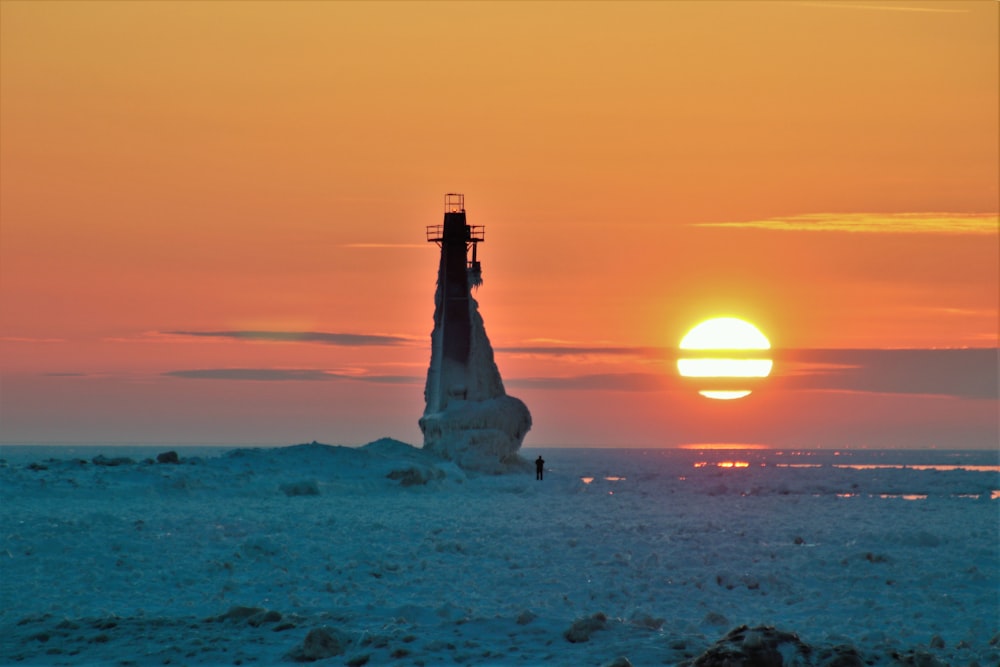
[1,1,997,447]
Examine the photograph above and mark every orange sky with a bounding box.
[1,1,997,448]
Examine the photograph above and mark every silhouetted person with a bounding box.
[535,455,545,480]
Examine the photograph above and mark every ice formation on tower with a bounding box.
[419,194,532,473]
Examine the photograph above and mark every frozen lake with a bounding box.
[1,443,997,666]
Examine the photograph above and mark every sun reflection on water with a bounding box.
[834,464,1000,472]
[693,461,750,469]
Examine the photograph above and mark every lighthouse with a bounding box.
[419,194,531,472]
[423,194,483,413]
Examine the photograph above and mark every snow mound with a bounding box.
[360,437,425,458]
[208,439,466,492]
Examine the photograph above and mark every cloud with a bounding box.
[161,348,996,400]
[354,374,420,385]
[340,243,427,249]
[498,345,654,357]
[164,335,658,357]
[774,348,998,399]
[511,348,997,399]
[508,373,669,392]
[165,369,334,381]
[164,330,417,346]
[797,2,971,13]
[163,368,421,383]
[695,212,997,234]
[0,336,66,343]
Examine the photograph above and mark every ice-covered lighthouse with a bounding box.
[419,194,531,472]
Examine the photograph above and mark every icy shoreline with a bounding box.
[2,443,997,666]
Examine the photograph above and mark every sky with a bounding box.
[1,0,997,449]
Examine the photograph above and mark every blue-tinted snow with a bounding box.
[1,443,997,665]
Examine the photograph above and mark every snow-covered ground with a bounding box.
[1,442,997,666]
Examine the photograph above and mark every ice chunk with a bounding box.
[563,612,608,643]
[279,480,320,496]
[286,626,350,662]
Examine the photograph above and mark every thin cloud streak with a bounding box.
[163,368,420,383]
[776,348,998,399]
[164,330,418,346]
[497,345,655,357]
[797,2,971,13]
[340,243,427,249]
[695,212,997,234]
[510,348,997,399]
[160,348,996,399]
[508,373,669,392]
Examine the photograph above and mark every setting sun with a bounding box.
[677,317,773,400]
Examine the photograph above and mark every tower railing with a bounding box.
[426,225,484,243]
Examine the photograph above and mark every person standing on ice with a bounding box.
[535,455,545,480]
